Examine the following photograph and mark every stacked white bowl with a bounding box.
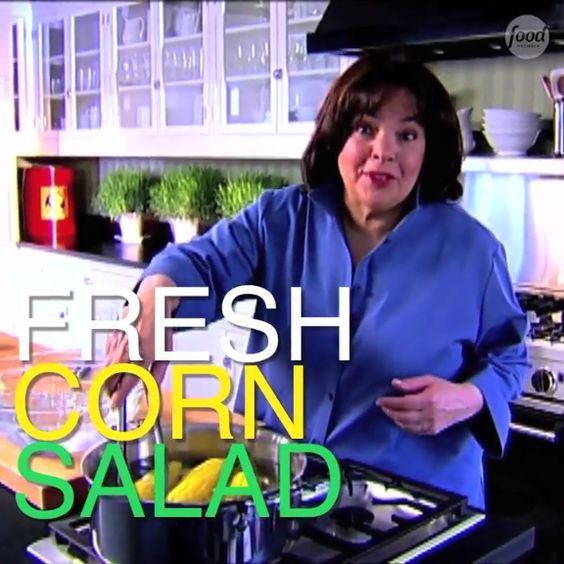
[482,108,541,156]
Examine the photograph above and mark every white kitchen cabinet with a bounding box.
[27,1,213,141]
[214,1,275,132]
[212,0,342,135]
[156,1,209,130]
[15,1,351,159]
[106,0,212,133]
[7,17,60,159]
[32,5,113,133]
[12,21,25,132]
[278,1,343,132]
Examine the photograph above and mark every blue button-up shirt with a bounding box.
[143,183,529,509]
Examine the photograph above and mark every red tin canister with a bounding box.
[22,165,77,249]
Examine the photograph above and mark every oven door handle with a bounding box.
[510,422,557,443]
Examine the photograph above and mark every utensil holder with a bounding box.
[554,100,564,156]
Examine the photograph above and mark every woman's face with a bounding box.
[337,88,426,219]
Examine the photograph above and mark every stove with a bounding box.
[482,288,564,563]
[26,459,533,564]
[515,287,564,403]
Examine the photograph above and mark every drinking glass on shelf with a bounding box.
[234,41,245,75]
[142,52,151,83]
[131,56,141,85]
[259,41,270,71]
[197,46,204,78]
[92,63,100,89]
[122,58,132,85]
[50,77,62,95]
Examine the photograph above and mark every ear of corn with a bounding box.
[229,471,249,488]
[166,457,226,504]
[225,470,251,500]
[134,460,183,501]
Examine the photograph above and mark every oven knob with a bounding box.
[531,368,557,394]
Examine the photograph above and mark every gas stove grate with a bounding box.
[516,292,564,343]
[49,516,99,563]
[45,459,469,564]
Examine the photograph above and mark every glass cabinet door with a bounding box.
[40,20,67,130]
[285,1,340,124]
[115,2,153,128]
[72,12,102,130]
[221,1,272,126]
[160,1,205,127]
[11,23,21,131]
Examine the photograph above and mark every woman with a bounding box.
[105,54,528,510]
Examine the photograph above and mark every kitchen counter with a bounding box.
[17,239,163,269]
[17,211,174,268]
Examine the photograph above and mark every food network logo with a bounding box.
[505,15,549,59]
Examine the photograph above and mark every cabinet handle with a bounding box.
[66,88,72,98]
[83,277,92,285]
[153,79,161,89]
[272,68,283,80]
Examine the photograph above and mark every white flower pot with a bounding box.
[118,212,143,244]
[169,217,199,243]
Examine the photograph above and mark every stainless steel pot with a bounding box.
[81,420,309,564]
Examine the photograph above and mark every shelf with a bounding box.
[461,156,564,177]
[118,41,149,51]
[75,49,100,58]
[224,22,269,35]
[164,33,202,44]
[288,67,340,78]
[164,78,203,87]
[76,89,101,96]
[225,73,269,82]
[117,83,151,92]
[43,55,64,63]
[288,16,322,26]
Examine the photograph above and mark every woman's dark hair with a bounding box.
[301,53,463,202]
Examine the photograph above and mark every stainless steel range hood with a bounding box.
[306,0,564,61]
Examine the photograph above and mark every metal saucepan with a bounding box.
[81,420,311,564]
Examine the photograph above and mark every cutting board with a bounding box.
[0,333,85,508]
[0,395,247,510]
[0,332,249,509]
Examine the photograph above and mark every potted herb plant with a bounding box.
[216,171,288,219]
[94,168,153,243]
[150,165,225,242]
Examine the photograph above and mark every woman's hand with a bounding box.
[104,273,178,409]
[376,376,484,435]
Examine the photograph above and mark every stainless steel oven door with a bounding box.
[485,395,564,562]
[509,395,564,444]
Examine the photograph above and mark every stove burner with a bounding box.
[516,292,564,343]
[332,507,374,529]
